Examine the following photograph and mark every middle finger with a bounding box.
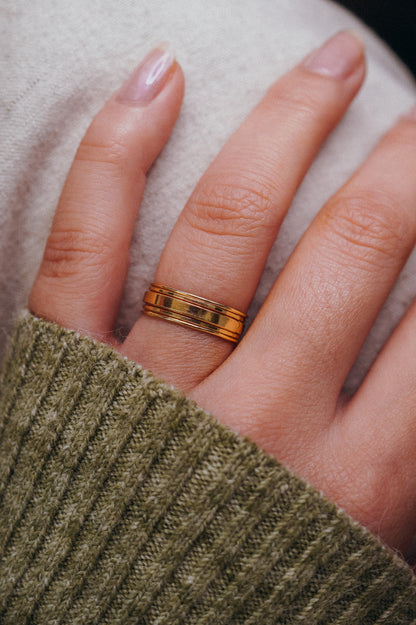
[123,32,365,390]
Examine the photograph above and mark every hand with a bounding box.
[29,33,416,555]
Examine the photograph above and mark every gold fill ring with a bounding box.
[142,284,246,343]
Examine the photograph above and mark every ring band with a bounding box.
[142,283,246,343]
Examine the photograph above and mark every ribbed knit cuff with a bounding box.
[1,313,416,625]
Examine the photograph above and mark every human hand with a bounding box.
[29,33,416,555]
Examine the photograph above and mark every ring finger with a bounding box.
[123,31,366,391]
[193,107,416,455]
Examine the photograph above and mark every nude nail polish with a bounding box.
[303,31,364,79]
[117,43,176,105]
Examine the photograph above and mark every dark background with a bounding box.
[337,0,415,76]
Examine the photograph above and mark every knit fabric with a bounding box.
[1,314,416,624]
[1,0,416,394]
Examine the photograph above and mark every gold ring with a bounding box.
[142,283,246,343]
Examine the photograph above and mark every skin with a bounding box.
[29,33,416,556]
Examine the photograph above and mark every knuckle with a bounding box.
[76,129,130,175]
[265,80,326,121]
[321,191,405,269]
[343,446,408,534]
[184,176,275,239]
[41,228,112,280]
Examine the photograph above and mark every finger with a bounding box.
[29,45,184,342]
[340,280,416,550]
[123,31,366,390]
[194,108,416,448]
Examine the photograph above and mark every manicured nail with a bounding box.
[403,104,416,122]
[303,31,364,79]
[117,43,175,105]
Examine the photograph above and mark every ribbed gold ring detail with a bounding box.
[142,284,246,343]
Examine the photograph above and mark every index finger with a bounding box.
[29,45,184,342]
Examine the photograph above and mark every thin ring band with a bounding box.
[142,284,246,343]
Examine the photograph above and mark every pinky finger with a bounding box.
[29,45,184,342]
[343,298,416,551]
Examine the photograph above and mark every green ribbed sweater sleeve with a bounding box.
[1,314,416,624]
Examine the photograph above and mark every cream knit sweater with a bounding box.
[1,0,415,392]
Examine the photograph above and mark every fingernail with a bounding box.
[303,31,364,79]
[117,43,176,105]
[403,104,416,122]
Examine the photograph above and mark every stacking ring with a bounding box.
[142,283,246,343]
